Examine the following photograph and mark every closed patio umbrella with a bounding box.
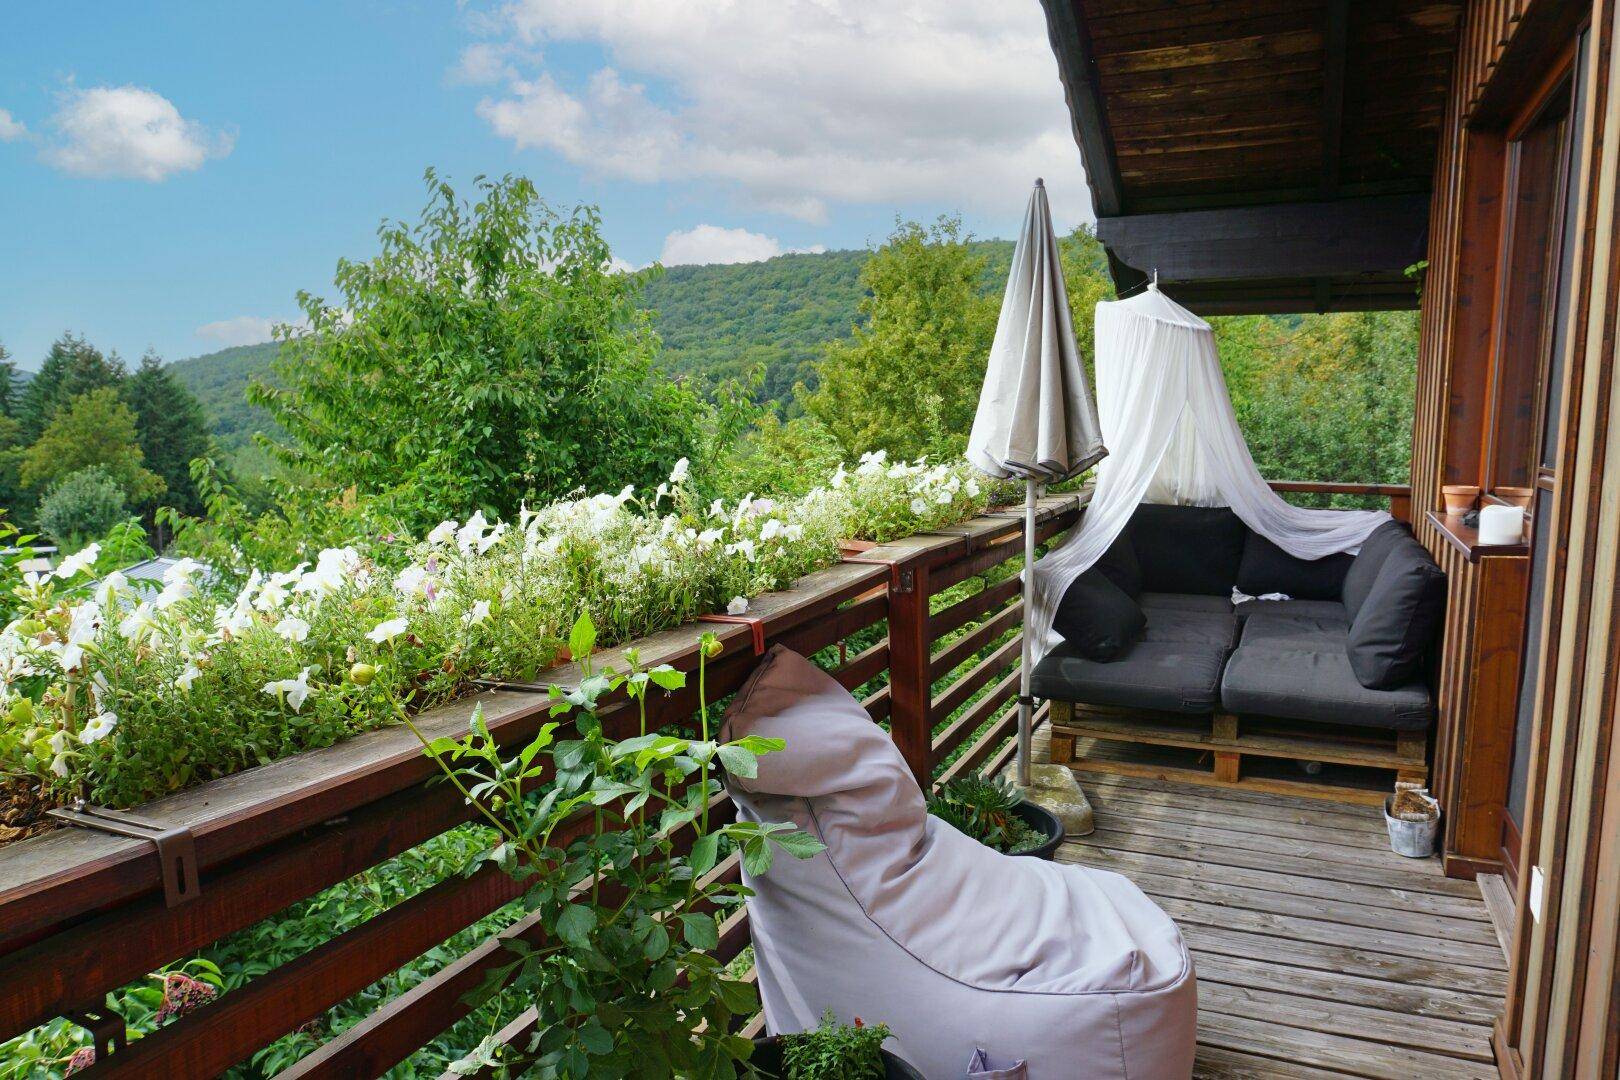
[967,179,1106,785]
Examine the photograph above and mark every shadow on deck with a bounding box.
[1050,734,1505,1079]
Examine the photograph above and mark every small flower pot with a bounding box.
[750,1036,925,1079]
[1496,486,1535,509]
[1384,794,1439,858]
[1442,485,1480,515]
[1009,801,1065,860]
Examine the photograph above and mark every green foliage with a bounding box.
[641,251,869,406]
[35,467,129,550]
[251,171,711,530]
[805,217,998,460]
[710,413,845,501]
[412,620,824,1078]
[167,340,283,452]
[18,333,128,442]
[18,387,166,504]
[127,353,213,517]
[927,775,1039,855]
[0,340,23,419]
[780,1011,892,1080]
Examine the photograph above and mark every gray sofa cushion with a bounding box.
[1096,525,1142,597]
[1347,534,1446,689]
[1053,568,1145,662]
[1221,643,1433,731]
[1239,609,1351,650]
[1141,592,1234,615]
[1341,521,1412,622]
[1142,608,1239,650]
[1130,504,1248,597]
[1236,532,1353,601]
[1033,639,1228,714]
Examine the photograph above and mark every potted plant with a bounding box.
[750,1011,923,1079]
[928,775,1064,859]
[408,613,828,1078]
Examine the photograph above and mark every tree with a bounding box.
[19,388,165,503]
[36,466,129,549]
[127,352,213,516]
[0,341,21,418]
[804,217,999,460]
[19,333,127,441]
[251,171,711,528]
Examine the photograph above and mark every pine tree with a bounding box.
[0,340,21,418]
[20,333,127,441]
[127,352,212,516]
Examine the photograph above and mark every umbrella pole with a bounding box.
[1018,477,1037,786]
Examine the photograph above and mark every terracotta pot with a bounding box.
[1441,485,1479,515]
[1496,486,1534,509]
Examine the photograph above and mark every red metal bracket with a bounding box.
[696,613,767,656]
[840,554,916,594]
[49,804,201,907]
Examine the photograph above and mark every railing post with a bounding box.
[884,554,934,790]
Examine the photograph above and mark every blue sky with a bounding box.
[0,2,1089,369]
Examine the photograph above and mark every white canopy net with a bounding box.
[1027,284,1391,660]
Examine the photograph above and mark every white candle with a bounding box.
[1479,503,1524,545]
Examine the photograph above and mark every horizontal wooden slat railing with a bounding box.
[0,492,1084,1077]
[1266,479,1413,521]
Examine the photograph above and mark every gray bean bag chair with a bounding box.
[722,646,1196,1079]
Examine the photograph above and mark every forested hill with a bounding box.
[169,242,1024,449]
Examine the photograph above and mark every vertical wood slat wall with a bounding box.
[1410,0,1620,1075]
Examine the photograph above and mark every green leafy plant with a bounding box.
[927,775,1040,855]
[780,1010,892,1080]
[407,613,825,1078]
[35,467,128,550]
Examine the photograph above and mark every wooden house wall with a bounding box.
[1411,0,1620,1075]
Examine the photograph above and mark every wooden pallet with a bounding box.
[1048,702,1428,806]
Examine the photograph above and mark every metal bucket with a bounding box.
[1384,795,1439,858]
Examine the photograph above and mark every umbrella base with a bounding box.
[1000,760,1095,837]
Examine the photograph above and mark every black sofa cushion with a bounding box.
[1236,533,1353,601]
[1033,639,1228,714]
[1221,643,1433,732]
[1052,568,1145,662]
[1095,525,1142,597]
[1141,592,1234,615]
[1142,608,1239,650]
[1239,608,1350,650]
[1234,598,1345,624]
[1129,504,1248,597]
[1341,521,1413,622]
[1347,535,1446,690]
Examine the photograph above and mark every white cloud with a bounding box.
[43,85,233,181]
[0,109,26,142]
[450,42,521,86]
[196,316,278,348]
[463,1,1091,226]
[659,224,824,266]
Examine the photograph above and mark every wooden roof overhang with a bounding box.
[1040,0,1463,313]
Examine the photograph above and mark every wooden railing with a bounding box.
[1267,479,1413,520]
[0,494,1084,1077]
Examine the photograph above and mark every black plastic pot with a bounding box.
[1010,801,1065,860]
[749,1035,925,1079]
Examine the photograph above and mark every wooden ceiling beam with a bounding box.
[1096,193,1430,288]
[1039,0,1124,216]
[1321,0,1350,197]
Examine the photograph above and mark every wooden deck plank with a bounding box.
[1060,842,1492,921]
[1477,873,1515,959]
[1051,765,1504,1078]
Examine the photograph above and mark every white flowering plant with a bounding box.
[0,455,998,813]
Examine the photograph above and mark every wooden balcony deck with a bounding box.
[1049,734,1506,1080]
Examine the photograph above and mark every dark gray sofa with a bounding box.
[1032,506,1445,736]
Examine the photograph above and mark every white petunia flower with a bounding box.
[274,616,310,642]
[395,565,430,596]
[910,498,929,515]
[726,595,749,616]
[79,711,118,744]
[55,544,101,580]
[162,557,202,585]
[51,753,71,778]
[669,457,690,484]
[366,617,408,644]
[48,729,69,754]
[426,519,458,546]
[155,579,194,610]
[119,602,158,642]
[176,663,202,691]
[760,519,783,541]
[91,570,128,608]
[965,478,981,498]
[262,667,315,712]
[476,522,507,555]
[463,599,491,627]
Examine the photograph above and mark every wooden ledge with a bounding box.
[1426,510,1530,564]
